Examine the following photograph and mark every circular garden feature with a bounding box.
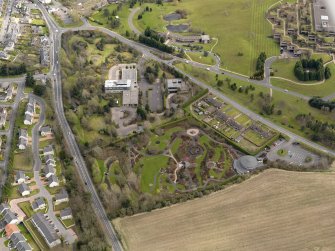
[294,58,331,82]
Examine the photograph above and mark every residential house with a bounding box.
[45,154,56,167]
[200,34,210,43]
[18,129,28,150]
[25,105,34,117]
[10,232,31,251]
[0,203,9,214]
[18,183,30,196]
[5,224,19,238]
[23,114,33,125]
[54,188,69,205]
[32,198,46,212]
[2,209,19,225]
[43,145,54,156]
[15,171,26,184]
[44,164,55,179]
[48,175,59,188]
[40,126,52,137]
[60,208,72,220]
[0,107,7,127]
[31,213,61,248]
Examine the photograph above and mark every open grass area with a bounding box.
[60,217,75,229]
[133,0,296,75]
[271,63,335,97]
[186,51,216,65]
[90,4,132,36]
[114,169,335,250]
[137,155,169,193]
[271,54,334,85]
[13,148,33,171]
[18,201,34,218]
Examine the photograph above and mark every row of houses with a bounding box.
[43,145,59,188]
[24,98,35,125]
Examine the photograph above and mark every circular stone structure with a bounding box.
[187,145,203,157]
[233,155,261,174]
[186,128,200,137]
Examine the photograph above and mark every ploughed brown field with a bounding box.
[113,169,335,251]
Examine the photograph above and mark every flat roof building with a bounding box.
[313,0,335,33]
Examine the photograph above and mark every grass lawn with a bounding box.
[24,220,48,251]
[133,0,296,75]
[18,223,41,251]
[171,138,182,155]
[54,202,69,212]
[90,4,132,36]
[271,63,335,97]
[271,54,333,84]
[186,51,216,65]
[137,155,169,193]
[60,217,75,229]
[147,127,183,153]
[13,149,33,171]
[18,201,34,218]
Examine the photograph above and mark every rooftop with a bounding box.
[313,0,335,33]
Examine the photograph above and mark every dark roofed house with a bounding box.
[16,241,32,251]
[3,210,19,225]
[23,114,33,125]
[60,208,73,220]
[48,175,59,188]
[32,198,46,212]
[31,213,61,248]
[0,203,9,214]
[43,145,54,156]
[44,164,55,179]
[10,232,26,249]
[18,183,30,197]
[55,188,69,205]
[40,126,52,137]
[15,171,26,184]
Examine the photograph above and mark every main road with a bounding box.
[36,1,335,249]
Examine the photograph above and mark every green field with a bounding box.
[137,155,169,193]
[271,53,333,84]
[90,4,132,36]
[133,0,296,75]
[271,62,335,97]
[13,149,33,171]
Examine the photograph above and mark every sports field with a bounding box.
[134,0,295,75]
[114,169,335,251]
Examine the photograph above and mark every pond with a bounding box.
[166,24,189,32]
[164,13,182,21]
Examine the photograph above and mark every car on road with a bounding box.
[284,89,288,92]
[206,67,210,71]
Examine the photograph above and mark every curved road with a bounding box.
[35,1,335,249]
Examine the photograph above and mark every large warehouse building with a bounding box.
[313,0,335,34]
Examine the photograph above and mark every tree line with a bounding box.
[0,63,26,76]
[308,97,335,111]
[252,52,266,80]
[139,27,174,53]
[294,58,331,81]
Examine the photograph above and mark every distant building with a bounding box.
[18,129,28,150]
[43,145,54,156]
[32,198,46,212]
[44,164,55,179]
[54,188,69,205]
[233,155,263,174]
[15,171,26,184]
[18,183,30,196]
[40,126,52,137]
[31,213,61,248]
[48,175,59,188]
[313,0,335,34]
[166,78,187,93]
[105,64,139,106]
[60,208,73,220]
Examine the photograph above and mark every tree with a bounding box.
[33,85,46,96]
[325,66,332,79]
[103,8,110,17]
[137,106,147,120]
[25,72,35,87]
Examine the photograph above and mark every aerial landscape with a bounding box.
[0,0,334,250]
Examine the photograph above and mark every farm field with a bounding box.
[113,169,335,251]
[133,0,296,75]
